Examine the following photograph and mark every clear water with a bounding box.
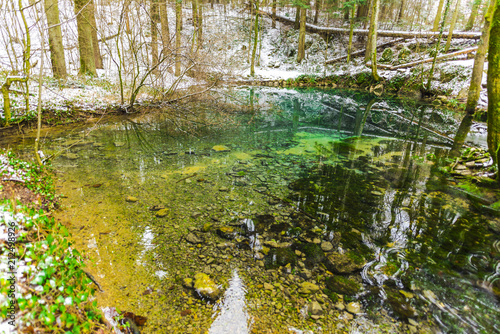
[7,87,499,333]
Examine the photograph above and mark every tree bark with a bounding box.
[74,0,96,76]
[198,0,203,47]
[465,0,494,114]
[445,0,461,52]
[426,0,452,91]
[433,0,446,32]
[487,0,500,176]
[151,0,159,71]
[88,0,103,69]
[250,0,259,75]
[397,0,406,23]
[369,0,381,80]
[159,0,170,51]
[297,3,307,63]
[465,0,482,30]
[272,1,276,28]
[44,0,67,79]
[175,0,182,76]
[347,4,356,63]
[295,5,300,29]
[314,0,320,24]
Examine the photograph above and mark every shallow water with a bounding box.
[6,87,499,333]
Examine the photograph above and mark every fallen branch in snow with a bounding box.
[325,38,405,64]
[368,46,478,70]
[269,13,482,39]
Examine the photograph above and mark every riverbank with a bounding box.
[0,151,109,333]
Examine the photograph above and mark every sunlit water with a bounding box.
[5,87,499,333]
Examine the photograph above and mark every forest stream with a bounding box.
[5,87,499,333]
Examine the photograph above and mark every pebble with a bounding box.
[346,302,362,314]
[125,196,138,202]
[320,241,334,252]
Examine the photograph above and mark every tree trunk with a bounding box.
[426,0,452,91]
[445,0,461,52]
[159,0,170,51]
[487,0,500,177]
[198,0,203,47]
[44,0,67,79]
[465,0,494,114]
[347,4,356,63]
[433,0,445,31]
[357,1,371,28]
[295,6,301,29]
[369,0,381,80]
[314,0,320,24]
[364,2,374,62]
[191,0,198,52]
[250,0,259,75]
[74,0,96,76]
[272,1,276,28]
[397,0,406,23]
[88,0,103,69]
[450,114,473,156]
[151,0,159,71]
[192,0,198,28]
[175,0,182,76]
[465,0,482,30]
[297,4,307,63]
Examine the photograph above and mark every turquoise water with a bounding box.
[7,87,499,333]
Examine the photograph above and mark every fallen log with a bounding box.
[368,46,478,70]
[325,38,405,64]
[270,13,482,39]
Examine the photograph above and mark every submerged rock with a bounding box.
[346,302,362,314]
[216,226,236,239]
[320,241,334,252]
[324,251,366,274]
[387,290,417,319]
[155,208,169,217]
[194,273,220,300]
[299,282,320,295]
[308,301,323,318]
[185,232,204,244]
[325,275,361,295]
[264,248,297,269]
[125,196,138,202]
[183,278,194,288]
[212,145,230,152]
[62,153,79,160]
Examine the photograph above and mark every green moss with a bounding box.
[325,275,361,295]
